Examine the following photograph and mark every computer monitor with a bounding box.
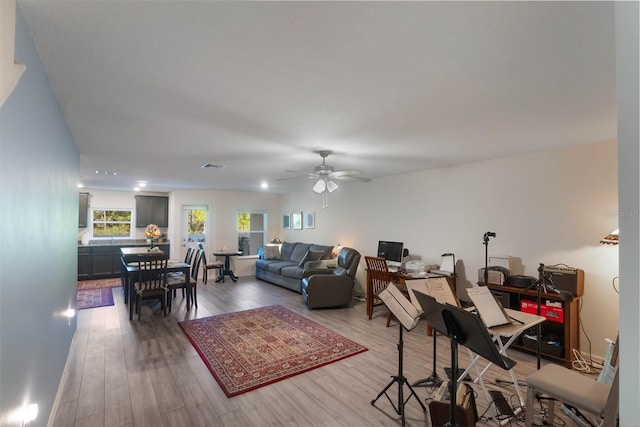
[377,240,404,268]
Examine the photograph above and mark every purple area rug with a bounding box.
[179,305,368,397]
[77,288,115,310]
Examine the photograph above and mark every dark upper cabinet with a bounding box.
[135,195,169,227]
[79,192,89,227]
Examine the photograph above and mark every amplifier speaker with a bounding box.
[543,266,584,297]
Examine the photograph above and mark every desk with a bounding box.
[212,251,241,282]
[457,308,545,422]
[120,248,191,319]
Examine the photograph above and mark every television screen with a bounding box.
[377,241,404,266]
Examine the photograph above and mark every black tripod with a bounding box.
[413,253,456,389]
[412,329,443,388]
[525,263,574,369]
[371,322,426,426]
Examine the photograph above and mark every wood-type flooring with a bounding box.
[53,276,590,427]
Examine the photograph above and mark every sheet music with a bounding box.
[405,277,458,308]
[378,284,421,330]
[466,286,510,328]
[439,256,455,273]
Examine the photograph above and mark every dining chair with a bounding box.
[132,254,169,320]
[364,256,394,327]
[166,249,203,312]
[198,243,224,284]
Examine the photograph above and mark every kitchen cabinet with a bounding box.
[135,195,169,227]
[78,247,91,279]
[78,192,89,227]
[77,243,171,280]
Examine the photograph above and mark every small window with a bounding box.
[237,212,266,256]
[92,209,133,238]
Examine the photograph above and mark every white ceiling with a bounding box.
[19,1,616,193]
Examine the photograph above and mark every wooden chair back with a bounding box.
[191,249,204,283]
[185,247,195,265]
[365,256,392,320]
[135,255,168,292]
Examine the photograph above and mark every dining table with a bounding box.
[212,250,242,282]
[120,247,191,320]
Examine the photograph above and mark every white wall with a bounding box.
[168,189,283,277]
[615,1,639,423]
[282,140,619,358]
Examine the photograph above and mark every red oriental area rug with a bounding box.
[179,305,368,397]
[77,288,114,310]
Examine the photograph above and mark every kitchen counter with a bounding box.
[78,240,171,280]
[78,239,170,247]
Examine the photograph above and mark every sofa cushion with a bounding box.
[280,242,296,261]
[290,243,311,264]
[267,261,297,274]
[281,266,305,280]
[264,245,281,260]
[309,244,333,259]
[298,250,325,267]
[255,259,277,271]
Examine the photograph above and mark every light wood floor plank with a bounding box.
[55,275,580,427]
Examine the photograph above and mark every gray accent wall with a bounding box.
[0,8,78,426]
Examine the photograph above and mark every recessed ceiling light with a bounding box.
[95,170,117,176]
[201,163,225,169]
[134,187,141,192]
[261,181,268,189]
[77,183,84,188]
[137,181,148,187]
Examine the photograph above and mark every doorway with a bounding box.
[181,205,209,261]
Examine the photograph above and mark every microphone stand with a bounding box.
[482,232,496,286]
[525,263,574,369]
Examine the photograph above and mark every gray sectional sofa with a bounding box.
[255,241,334,292]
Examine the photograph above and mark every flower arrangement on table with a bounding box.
[145,224,161,247]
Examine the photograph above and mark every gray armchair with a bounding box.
[301,247,361,309]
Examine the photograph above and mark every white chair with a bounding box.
[524,337,619,427]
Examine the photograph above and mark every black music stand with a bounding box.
[412,291,450,390]
[413,254,456,389]
[441,303,517,427]
[370,320,426,426]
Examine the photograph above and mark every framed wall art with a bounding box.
[292,212,302,230]
[283,214,291,229]
[305,212,315,229]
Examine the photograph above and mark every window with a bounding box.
[92,209,133,238]
[237,212,266,256]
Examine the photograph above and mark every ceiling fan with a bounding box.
[282,150,371,208]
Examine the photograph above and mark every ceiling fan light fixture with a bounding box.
[312,179,326,193]
[327,180,338,192]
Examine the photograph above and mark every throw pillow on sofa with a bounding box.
[298,250,325,267]
[264,245,281,260]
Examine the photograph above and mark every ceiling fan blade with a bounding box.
[331,175,371,182]
[329,169,362,178]
[277,171,319,181]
